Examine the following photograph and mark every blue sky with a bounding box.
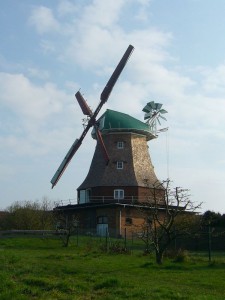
[1,0,225,212]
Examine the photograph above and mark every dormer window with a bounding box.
[117,161,123,169]
[117,141,124,149]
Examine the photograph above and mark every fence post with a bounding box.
[124,228,127,249]
[208,222,212,262]
[174,227,177,251]
[76,226,79,247]
[147,226,149,252]
[105,228,108,252]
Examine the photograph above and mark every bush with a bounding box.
[99,241,131,254]
[164,249,190,262]
[109,241,130,254]
[174,249,190,263]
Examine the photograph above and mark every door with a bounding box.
[96,216,108,236]
[97,224,108,237]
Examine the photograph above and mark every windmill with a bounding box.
[51,45,134,188]
[142,101,167,135]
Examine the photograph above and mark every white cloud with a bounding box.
[28,1,172,73]
[82,0,126,28]
[40,40,56,53]
[62,22,173,75]
[134,0,152,21]
[57,0,78,17]
[65,25,115,68]
[0,73,64,121]
[27,67,50,80]
[200,63,225,95]
[0,72,85,160]
[29,6,60,34]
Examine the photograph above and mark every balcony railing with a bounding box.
[56,196,164,207]
[84,196,140,204]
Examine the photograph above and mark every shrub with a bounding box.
[173,249,190,263]
[109,241,130,254]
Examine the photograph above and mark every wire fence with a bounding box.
[68,226,225,250]
[1,227,225,259]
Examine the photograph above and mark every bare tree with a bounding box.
[54,208,79,247]
[139,179,202,264]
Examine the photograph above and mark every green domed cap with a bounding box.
[92,109,156,141]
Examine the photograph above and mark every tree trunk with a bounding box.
[155,250,163,264]
[62,230,70,247]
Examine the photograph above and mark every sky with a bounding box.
[0,0,225,213]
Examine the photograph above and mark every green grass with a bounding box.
[0,237,225,299]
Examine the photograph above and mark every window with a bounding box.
[117,141,124,149]
[97,216,108,224]
[125,217,132,225]
[79,189,90,204]
[114,189,124,199]
[79,190,86,204]
[117,161,123,169]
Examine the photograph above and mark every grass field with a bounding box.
[0,237,225,300]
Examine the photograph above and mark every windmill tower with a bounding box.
[77,107,167,204]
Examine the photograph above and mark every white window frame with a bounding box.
[114,189,124,199]
[117,161,123,169]
[117,141,124,149]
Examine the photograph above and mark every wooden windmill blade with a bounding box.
[50,45,134,188]
[100,44,134,103]
[76,91,109,164]
[94,125,110,164]
[75,91,93,116]
[51,138,82,188]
